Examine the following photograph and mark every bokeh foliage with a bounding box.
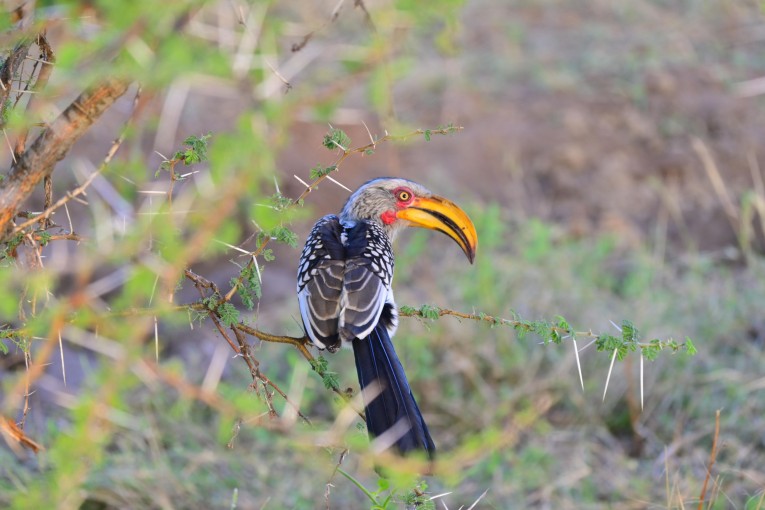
[1,1,765,509]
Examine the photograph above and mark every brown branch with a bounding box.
[234,322,312,361]
[189,272,313,424]
[183,269,360,415]
[697,410,721,510]
[10,84,140,236]
[0,77,130,238]
[14,33,56,160]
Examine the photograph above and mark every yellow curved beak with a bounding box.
[396,195,478,263]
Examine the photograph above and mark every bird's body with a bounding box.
[297,178,477,458]
[297,216,396,350]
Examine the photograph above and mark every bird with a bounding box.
[297,177,477,458]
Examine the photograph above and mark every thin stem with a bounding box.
[337,468,381,506]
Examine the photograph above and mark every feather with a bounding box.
[352,321,435,457]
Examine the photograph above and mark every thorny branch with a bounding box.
[399,305,694,353]
[12,86,143,236]
[185,269,323,423]
[177,127,463,422]
[291,0,376,53]
[0,76,130,237]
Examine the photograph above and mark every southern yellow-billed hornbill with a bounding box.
[297,178,477,458]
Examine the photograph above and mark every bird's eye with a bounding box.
[396,189,411,202]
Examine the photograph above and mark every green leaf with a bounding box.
[269,226,298,248]
[377,478,390,491]
[310,355,329,373]
[322,129,351,151]
[218,302,240,327]
[269,192,293,211]
[37,231,52,246]
[621,319,638,343]
[642,341,661,361]
[178,134,211,165]
[419,304,441,320]
[685,337,697,355]
[322,370,339,389]
[232,264,261,310]
[309,164,337,180]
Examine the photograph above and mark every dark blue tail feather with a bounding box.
[352,323,435,458]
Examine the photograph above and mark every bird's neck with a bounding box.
[339,214,401,243]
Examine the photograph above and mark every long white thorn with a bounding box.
[214,238,250,254]
[603,348,618,402]
[148,274,159,306]
[58,330,66,386]
[154,316,159,362]
[252,254,261,288]
[293,174,310,188]
[573,337,584,392]
[640,350,643,411]
[3,129,16,164]
[429,492,453,501]
[361,119,376,146]
[466,489,489,510]
[273,175,281,195]
[326,175,352,192]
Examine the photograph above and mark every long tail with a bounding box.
[352,323,435,458]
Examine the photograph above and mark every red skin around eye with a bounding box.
[393,187,414,207]
[381,187,415,224]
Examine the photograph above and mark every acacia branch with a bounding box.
[399,304,695,356]
[183,269,360,414]
[0,77,130,238]
[223,126,463,302]
[11,86,141,236]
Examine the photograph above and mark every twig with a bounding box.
[186,268,315,424]
[11,85,141,235]
[697,410,721,510]
[399,305,688,352]
[291,0,347,53]
[337,467,381,506]
[0,77,130,236]
[14,33,56,160]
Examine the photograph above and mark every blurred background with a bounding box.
[1,0,765,508]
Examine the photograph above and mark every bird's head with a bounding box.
[340,177,478,263]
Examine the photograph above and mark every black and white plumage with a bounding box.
[297,178,477,458]
[297,216,396,351]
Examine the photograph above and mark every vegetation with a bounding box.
[1,1,764,509]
